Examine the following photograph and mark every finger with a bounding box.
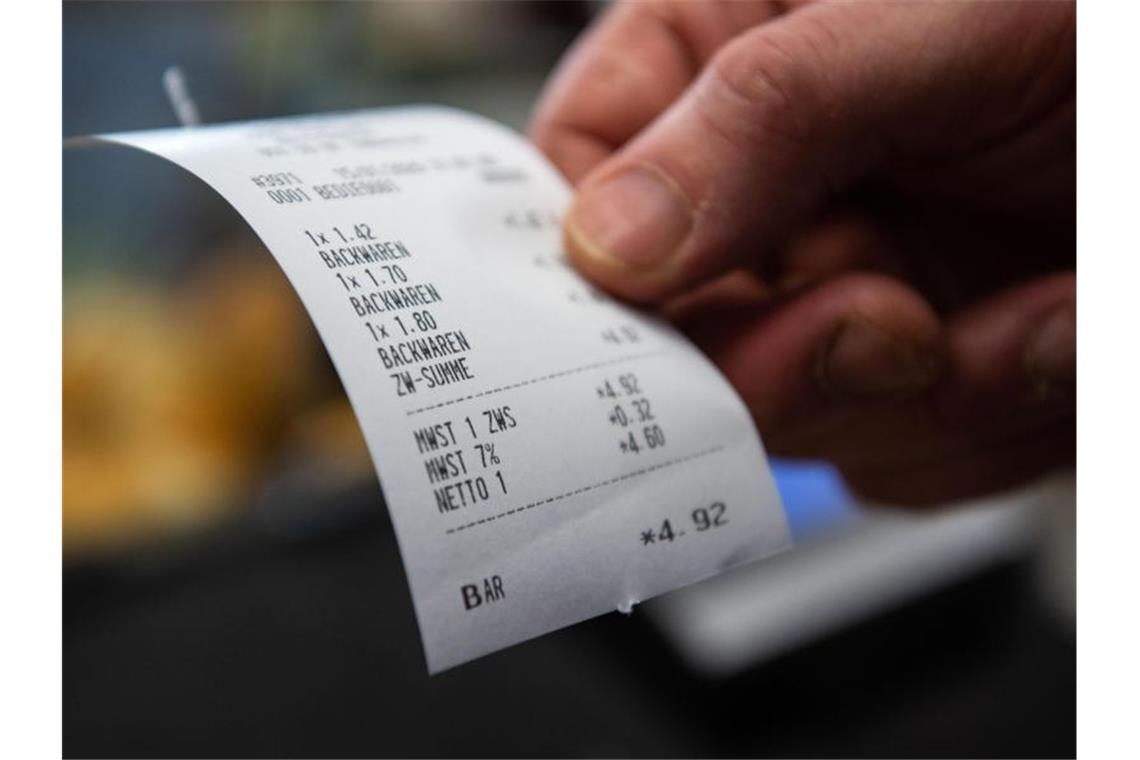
[762,272,1076,505]
[764,273,1076,458]
[661,213,907,322]
[767,211,900,291]
[672,272,943,428]
[938,271,1076,418]
[563,0,1075,301]
[529,1,779,184]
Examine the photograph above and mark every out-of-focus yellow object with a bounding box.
[284,397,374,482]
[63,247,369,556]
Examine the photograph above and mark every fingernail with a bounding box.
[819,317,939,397]
[1027,307,1076,397]
[567,166,692,270]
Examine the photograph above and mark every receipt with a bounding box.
[100,107,790,672]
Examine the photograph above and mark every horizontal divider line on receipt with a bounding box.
[404,350,668,416]
[444,444,727,536]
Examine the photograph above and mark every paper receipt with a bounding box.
[100,107,791,672]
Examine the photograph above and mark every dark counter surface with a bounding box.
[64,485,1074,758]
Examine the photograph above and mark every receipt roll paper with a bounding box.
[99,107,791,673]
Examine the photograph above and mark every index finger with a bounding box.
[528,0,780,184]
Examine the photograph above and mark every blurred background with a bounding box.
[63,2,1074,757]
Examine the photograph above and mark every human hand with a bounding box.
[530,0,1075,505]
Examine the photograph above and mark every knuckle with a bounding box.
[707,32,800,123]
[700,31,810,153]
[696,15,870,191]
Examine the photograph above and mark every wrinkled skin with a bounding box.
[530,0,1075,505]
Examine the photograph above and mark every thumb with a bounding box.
[562,1,1074,303]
